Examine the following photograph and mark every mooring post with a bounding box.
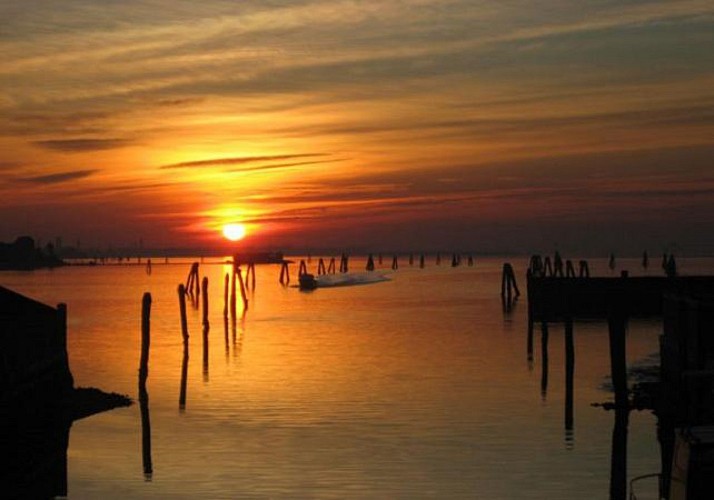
[139,292,152,389]
[299,260,307,276]
[419,254,425,268]
[146,259,152,275]
[543,256,553,276]
[366,254,375,271]
[526,271,534,369]
[642,251,649,269]
[409,254,414,266]
[139,293,153,478]
[392,255,398,270]
[578,260,590,278]
[328,258,336,274]
[554,252,563,277]
[565,260,576,278]
[178,284,189,343]
[436,252,441,265]
[201,277,209,329]
[318,258,326,274]
[610,407,629,500]
[609,253,616,271]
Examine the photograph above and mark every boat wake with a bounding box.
[298,272,390,289]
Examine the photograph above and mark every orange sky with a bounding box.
[1,1,713,254]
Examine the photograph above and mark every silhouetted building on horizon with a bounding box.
[0,236,64,270]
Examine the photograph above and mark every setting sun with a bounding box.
[222,223,247,241]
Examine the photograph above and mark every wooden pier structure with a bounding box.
[526,268,714,500]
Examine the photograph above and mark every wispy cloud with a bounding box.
[16,169,98,184]
[160,153,329,169]
[33,138,133,152]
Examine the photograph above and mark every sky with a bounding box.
[1,0,713,255]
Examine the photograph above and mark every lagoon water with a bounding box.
[5,256,713,499]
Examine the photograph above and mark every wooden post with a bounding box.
[543,256,553,276]
[409,254,414,266]
[279,261,290,285]
[501,263,520,298]
[642,251,649,269]
[378,253,382,264]
[565,260,576,278]
[299,260,307,276]
[366,254,375,271]
[419,254,425,268]
[318,258,326,274]
[436,252,441,265]
[468,255,473,266]
[201,277,209,329]
[139,293,152,389]
[138,294,153,478]
[609,253,616,271]
[327,258,336,274]
[178,284,189,342]
[146,259,152,275]
[608,308,628,410]
[578,260,590,278]
[554,252,563,277]
[391,255,398,270]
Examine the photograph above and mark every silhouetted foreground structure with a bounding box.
[526,268,714,500]
[0,285,130,498]
[0,236,64,270]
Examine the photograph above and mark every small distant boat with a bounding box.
[233,251,285,264]
[299,273,318,290]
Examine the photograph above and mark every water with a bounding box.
[4,256,712,499]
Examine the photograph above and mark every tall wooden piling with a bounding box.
[391,255,398,270]
[419,254,425,268]
[578,260,590,278]
[298,260,308,276]
[279,261,290,285]
[201,277,209,329]
[318,258,326,275]
[501,263,520,299]
[366,254,375,271]
[245,263,256,290]
[139,292,153,477]
[554,252,563,277]
[327,258,336,274]
[139,292,152,390]
[565,260,576,278]
[178,284,189,343]
[543,256,553,277]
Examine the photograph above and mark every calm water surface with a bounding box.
[5,256,713,499]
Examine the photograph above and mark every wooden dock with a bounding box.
[526,270,714,500]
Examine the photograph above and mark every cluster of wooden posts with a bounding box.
[282,252,476,282]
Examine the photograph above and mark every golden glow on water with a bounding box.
[6,257,709,498]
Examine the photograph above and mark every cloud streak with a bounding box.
[33,138,133,152]
[160,153,330,169]
[16,169,98,184]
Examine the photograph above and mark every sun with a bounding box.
[222,223,247,241]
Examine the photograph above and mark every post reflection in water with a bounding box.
[139,386,153,480]
[224,316,230,362]
[202,324,209,383]
[610,407,629,500]
[179,344,189,411]
[540,321,549,399]
[564,317,575,447]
